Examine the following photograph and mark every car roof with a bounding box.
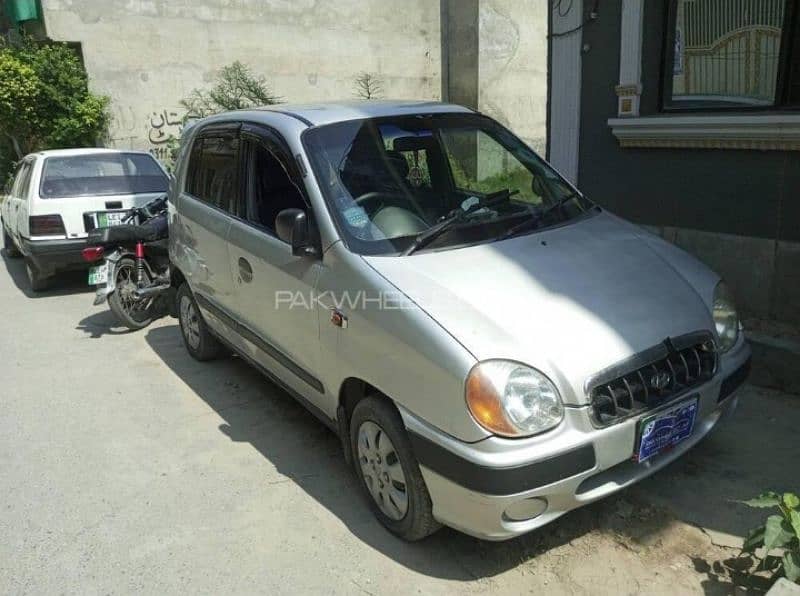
[30,148,154,159]
[233,100,474,127]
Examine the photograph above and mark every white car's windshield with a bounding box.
[303,113,595,255]
[40,153,168,199]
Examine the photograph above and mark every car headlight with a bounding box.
[713,281,739,353]
[466,360,563,437]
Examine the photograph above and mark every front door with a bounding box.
[225,127,326,411]
[173,126,241,324]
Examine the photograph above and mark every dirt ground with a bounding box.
[1,259,798,595]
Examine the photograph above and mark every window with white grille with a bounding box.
[664,0,799,109]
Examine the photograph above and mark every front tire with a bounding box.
[107,257,153,330]
[176,283,222,361]
[350,396,440,541]
[2,226,20,258]
[25,260,49,292]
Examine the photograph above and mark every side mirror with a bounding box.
[275,208,318,257]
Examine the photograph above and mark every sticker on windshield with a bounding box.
[343,206,369,228]
[461,196,480,211]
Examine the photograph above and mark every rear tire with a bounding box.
[350,396,440,541]
[107,257,153,330]
[177,282,222,361]
[2,226,20,258]
[25,261,49,292]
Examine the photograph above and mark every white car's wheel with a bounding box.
[2,225,20,258]
[25,261,48,292]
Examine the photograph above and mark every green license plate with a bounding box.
[97,212,125,227]
[88,263,108,285]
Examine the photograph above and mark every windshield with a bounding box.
[40,153,168,199]
[303,113,594,255]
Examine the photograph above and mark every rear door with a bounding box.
[225,125,325,407]
[172,125,242,331]
[5,158,34,243]
[32,153,168,239]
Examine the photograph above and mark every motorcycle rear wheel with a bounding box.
[108,257,154,330]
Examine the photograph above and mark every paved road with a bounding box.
[1,253,797,595]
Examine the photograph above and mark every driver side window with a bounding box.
[243,138,307,236]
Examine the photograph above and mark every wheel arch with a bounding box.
[337,377,395,465]
[171,265,187,289]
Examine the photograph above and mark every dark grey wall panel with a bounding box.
[575,0,799,242]
[441,0,479,109]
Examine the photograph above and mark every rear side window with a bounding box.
[40,153,168,199]
[185,135,240,214]
[11,162,32,198]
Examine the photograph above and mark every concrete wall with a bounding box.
[441,0,548,155]
[478,0,548,154]
[569,0,800,323]
[39,0,441,157]
[38,0,548,163]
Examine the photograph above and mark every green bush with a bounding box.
[740,491,800,584]
[180,61,279,118]
[0,37,109,178]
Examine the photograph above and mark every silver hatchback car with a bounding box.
[169,101,751,541]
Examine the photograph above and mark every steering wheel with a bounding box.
[353,191,428,222]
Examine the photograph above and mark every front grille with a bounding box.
[588,332,717,427]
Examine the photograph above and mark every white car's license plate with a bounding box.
[97,211,125,227]
[635,395,699,463]
[88,263,108,285]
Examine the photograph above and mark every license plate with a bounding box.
[635,396,699,463]
[88,263,108,285]
[97,211,125,227]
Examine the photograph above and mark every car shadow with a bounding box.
[2,249,92,298]
[143,322,697,580]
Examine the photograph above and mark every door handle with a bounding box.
[238,257,253,283]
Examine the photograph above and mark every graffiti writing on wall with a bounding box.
[148,109,184,145]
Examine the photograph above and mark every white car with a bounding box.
[1,149,169,291]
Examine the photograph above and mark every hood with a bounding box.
[364,212,717,405]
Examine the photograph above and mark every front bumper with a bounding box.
[402,338,752,541]
[20,237,88,276]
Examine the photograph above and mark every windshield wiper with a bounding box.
[402,188,519,256]
[495,192,584,242]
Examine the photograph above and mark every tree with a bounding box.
[180,61,280,118]
[0,37,109,169]
[353,72,384,100]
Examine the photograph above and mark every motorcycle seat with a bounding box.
[87,215,168,245]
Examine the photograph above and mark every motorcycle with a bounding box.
[82,195,174,330]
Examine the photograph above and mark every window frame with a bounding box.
[237,122,313,242]
[183,123,243,216]
[10,161,31,198]
[661,0,800,113]
[18,161,34,199]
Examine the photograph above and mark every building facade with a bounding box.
[4,0,548,161]
[549,0,800,323]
